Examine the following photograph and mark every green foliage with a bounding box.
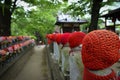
[62,0,118,32]
[63,0,91,17]
[63,0,116,17]
[11,0,62,41]
[102,0,115,7]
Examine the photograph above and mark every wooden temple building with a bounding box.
[101,8,120,32]
[54,16,87,33]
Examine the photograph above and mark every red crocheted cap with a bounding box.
[83,68,116,80]
[51,33,57,41]
[68,31,86,48]
[46,33,56,41]
[61,33,71,46]
[46,34,52,40]
[46,34,53,44]
[56,33,62,44]
[46,34,49,38]
[119,40,120,49]
[82,30,120,70]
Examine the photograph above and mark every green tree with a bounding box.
[11,1,61,41]
[63,0,116,32]
[0,0,61,36]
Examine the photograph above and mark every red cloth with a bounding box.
[83,68,117,80]
[18,36,23,40]
[0,36,6,42]
[118,76,120,80]
[61,33,71,46]
[82,30,120,70]
[7,46,14,53]
[69,31,86,48]
[0,50,7,55]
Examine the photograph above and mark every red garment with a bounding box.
[18,36,23,40]
[82,30,120,70]
[68,31,86,48]
[83,68,117,80]
[118,76,120,80]
[7,46,14,53]
[0,36,6,42]
[117,76,120,80]
[0,50,7,55]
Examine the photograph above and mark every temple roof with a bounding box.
[55,14,87,25]
[55,18,87,25]
[101,8,120,18]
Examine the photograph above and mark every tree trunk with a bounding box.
[0,8,11,36]
[0,0,12,36]
[88,0,103,32]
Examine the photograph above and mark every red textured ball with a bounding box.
[82,30,120,70]
[69,31,86,48]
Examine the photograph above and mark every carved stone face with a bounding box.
[71,44,82,52]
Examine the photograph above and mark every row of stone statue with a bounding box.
[46,30,120,80]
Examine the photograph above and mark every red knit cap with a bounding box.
[61,33,71,46]
[119,40,120,49]
[56,33,62,44]
[68,31,86,48]
[82,30,120,70]
[46,34,49,38]
[83,68,116,80]
[51,33,57,41]
[46,33,56,41]
[46,34,52,40]
[46,34,53,44]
